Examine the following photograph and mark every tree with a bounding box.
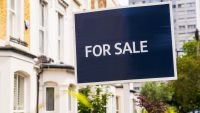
[138,82,174,113]
[169,56,200,113]
[169,41,200,112]
[78,86,112,113]
[182,40,197,56]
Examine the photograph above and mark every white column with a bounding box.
[122,83,131,113]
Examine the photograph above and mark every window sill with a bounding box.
[9,36,28,47]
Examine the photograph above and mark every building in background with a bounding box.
[0,0,82,113]
[82,0,120,10]
[129,0,198,52]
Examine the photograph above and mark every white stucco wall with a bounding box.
[39,69,76,113]
[0,51,37,113]
[30,0,77,66]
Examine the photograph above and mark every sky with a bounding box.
[117,0,129,6]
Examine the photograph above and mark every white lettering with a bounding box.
[93,45,103,57]
[85,46,92,58]
[103,44,111,56]
[140,40,148,53]
[123,42,133,54]
[84,40,148,58]
[114,43,123,55]
[132,41,140,53]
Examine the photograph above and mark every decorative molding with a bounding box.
[58,0,69,9]
[40,0,48,5]
[73,0,81,7]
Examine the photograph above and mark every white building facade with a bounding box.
[0,0,82,113]
[0,0,143,113]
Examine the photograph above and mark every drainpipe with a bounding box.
[35,55,54,113]
[36,65,43,113]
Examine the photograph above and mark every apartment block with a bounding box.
[129,0,198,52]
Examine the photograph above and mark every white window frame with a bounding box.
[39,0,48,54]
[8,0,16,38]
[44,82,58,113]
[13,73,25,113]
[56,0,66,61]
[46,87,55,111]
[8,0,24,40]
[57,12,64,61]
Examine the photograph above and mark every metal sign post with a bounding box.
[122,83,131,113]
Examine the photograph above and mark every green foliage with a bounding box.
[78,86,112,113]
[165,107,177,113]
[182,41,197,56]
[141,82,173,102]
[169,40,200,112]
[170,55,200,112]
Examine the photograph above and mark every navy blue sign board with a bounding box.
[74,2,177,85]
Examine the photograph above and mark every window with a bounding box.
[178,4,184,8]
[188,25,196,29]
[46,87,55,111]
[9,0,22,40]
[187,17,195,19]
[179,25,186,30]
[68,91,72,111]
[187,10,195,14]
[58,13,64,61]
[98,0,106,8]
[116,96,120,113]
[187,2,195,7]
[179,32,186,35]
[39,1,47,54]
[133,87,140,91]
[142,1,146,3]
[173,5,176,8]
[14,74,25,113]
[9,0,16,37]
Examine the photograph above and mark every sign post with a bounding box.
[123,83,131,113]
[74,2,177,85]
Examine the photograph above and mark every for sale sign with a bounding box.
[74,2,177,84]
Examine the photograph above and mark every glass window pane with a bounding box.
[68,93,71,111]
[40,4,45,26]
[10,0,15,10]
[58,40,61,60]
[14,74,24,110]
[18,76,24,110]
[39,30,44,54]
[58,13,64,36]
[14,75,17,110]
[9,13,15,37]
[46,87,54,111]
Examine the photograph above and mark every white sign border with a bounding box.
[73,1,178,86]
